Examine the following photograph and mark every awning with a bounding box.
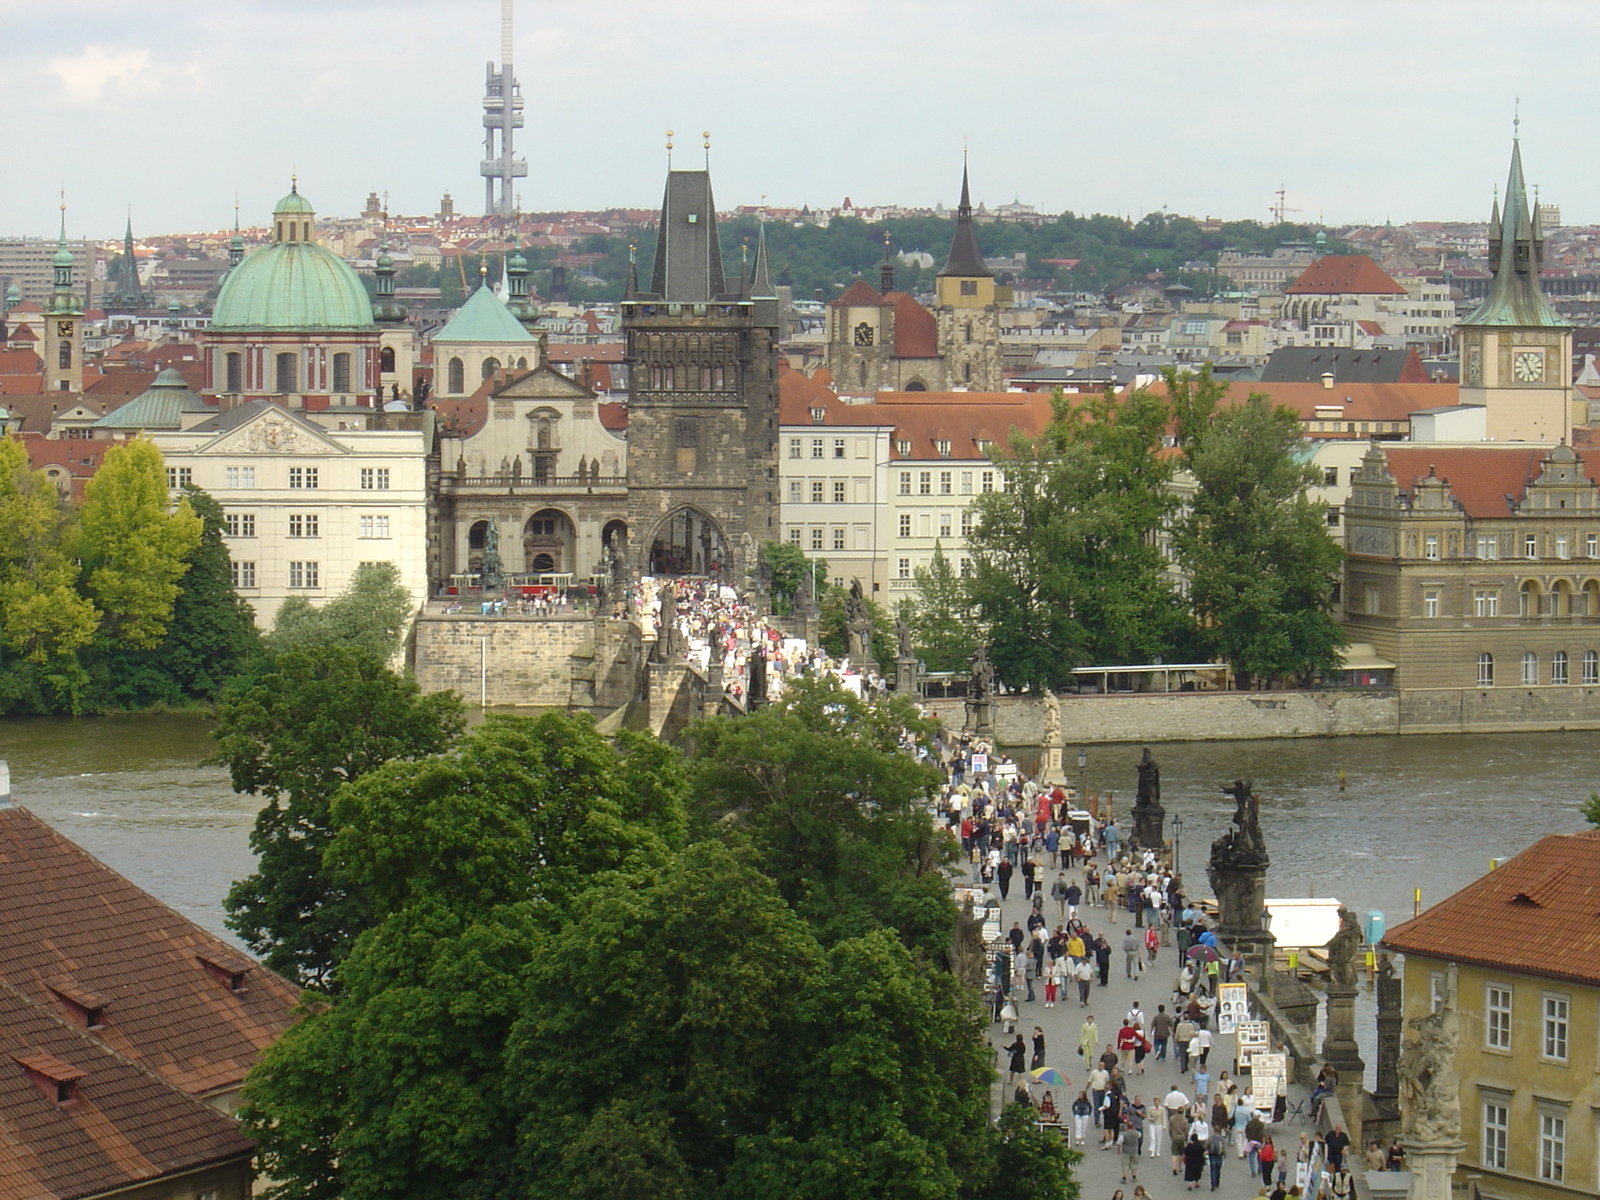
[1339,643,1395,672]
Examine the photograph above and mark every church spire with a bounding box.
[880,229,895,293]
[1463,133,1564,329]
[937,162,992,279]
[645,168,727,302]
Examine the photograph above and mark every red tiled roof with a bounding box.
[545,343,625,363]
[830,280,882,308]
[85,367,206,398]
[598,400,627,431]
[1356,320,1384,336]
[779,374,1053,460]
[9,301,41,314]
[1285,255,1407,295]
[0,376,44,395]
[0,350,41,375]
[0,805,301,1098]
[1137,380,1454,429]
[882,291,938,359]
[7,327,37,343]
[0,978,253,1200]
[1378,446,1555,519]
[1383,831,1600,987]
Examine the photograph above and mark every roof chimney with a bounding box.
[1321,372,1334,389]
[0,760,10,809]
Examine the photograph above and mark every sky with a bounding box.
[1,0,1595,240]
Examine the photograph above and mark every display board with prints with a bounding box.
[1215,981,1249,1034]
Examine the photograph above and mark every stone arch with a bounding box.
[524,507,576,574]
[1582,577,1600,616]
[1551,578,1575,617]
[380,345,396,372]
[481,356,501,381]
[1518,578,1544,617]
[646,506,730,577]
[903,378,927,392]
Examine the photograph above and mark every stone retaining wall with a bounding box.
[412,615,641,710]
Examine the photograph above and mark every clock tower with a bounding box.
[43,208,84,394]
[1457,135,1572,444]
[934,163,1004,391]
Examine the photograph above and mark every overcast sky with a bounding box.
[1,0,1592,240]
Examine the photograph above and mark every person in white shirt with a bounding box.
[1190,1026,1213,1070]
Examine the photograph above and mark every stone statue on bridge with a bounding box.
[845,578,875,668]
[480,518,505,594]
[1325,905,1363,988]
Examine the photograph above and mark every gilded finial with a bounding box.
[703,130,711,169]
[665,129,674,168]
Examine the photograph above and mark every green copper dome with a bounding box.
[275,184,315,215]
[211,242,374,330]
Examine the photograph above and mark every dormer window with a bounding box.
[895,439,912,456]
[49,983,108,1030]
[810,407,826,424]
[13,1053,85,1105]
[935,439,952,458]
[196,949,253,993]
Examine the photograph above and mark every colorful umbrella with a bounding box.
[1186,943,1221,964]
[1029,1066,1069,1086]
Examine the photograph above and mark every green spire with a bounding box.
[46,206,81,317]
[1462,136,1567,329]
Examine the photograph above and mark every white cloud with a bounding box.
[48,43,202,107]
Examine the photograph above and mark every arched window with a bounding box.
[1520,581,1540,617]
[1585,581,1600,616]
[332,352,351,393]
[57,340,71,370]
[1551,580,1573,617]
[904,379,927,392]
[225,351,242,393]
[516,357,527,370]
[448,357,465,394]
[1553,650,1570,684]
[1585,649,1598,684]
[964,320,973,343]
[1477,653,1494,687]
[1521,650,1538,685]
[275,352,297,393]
[379,345,396,372]
[481,356,500,381]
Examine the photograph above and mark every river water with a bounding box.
[2,716,1594,950]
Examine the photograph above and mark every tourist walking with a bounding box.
[1182,1134,1206,1191]
[1075,956,1094,1006]
[1080,1015,1099,1063]
[1031,1026,1047,1070]
[1206,1123,1227,1191]
[1006,1033,1026,1087]
[1122,929,1142,979]
[1071,1090,1094,1145]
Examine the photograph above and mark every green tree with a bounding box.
[964,388,1186,689]
[686,677,951,956]
[0,438,99,711]
[217,649,465,988]
[1581,791,1600,827]
[1171,370,1346,689]
[270,562,416,661]
[904,540,978,672]
[762,540,825,614]
[76,437,201,649]
[818,583,896,667]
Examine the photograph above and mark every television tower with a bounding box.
[480,0,526,218]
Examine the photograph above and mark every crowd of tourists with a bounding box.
[934,736,1362,1200]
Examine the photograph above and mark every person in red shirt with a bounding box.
[1117,1021,1142,1072]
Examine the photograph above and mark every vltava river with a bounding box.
[2,717,1594,942]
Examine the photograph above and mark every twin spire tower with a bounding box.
[480,0,526,217]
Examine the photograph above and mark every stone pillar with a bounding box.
[1323,983,1366,1142]
[895,656,919,695]
[1405,1141,1464,1200]
[703,661,725,720]
[1373,954,1403,1113]
[963,696,995,738]
[1038,744,1067,786]
[1207,858,1272,970]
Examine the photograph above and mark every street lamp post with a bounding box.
[1171,812,1184,879]
[1076,747,1088,814]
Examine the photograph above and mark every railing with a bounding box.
[443,474,626,488]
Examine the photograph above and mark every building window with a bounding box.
[919,471,932,496]
[897,557,911,579]
[288,561,319,589]
[224,512,255,538]
[1478,652,1494,686]
[1586,649,1599,684]
[224,466,256,489]
[225,352,242,393]
[1323,466,1338,485]
[230,560,256,589]
[289,467,318,489]
[1555,533,1570,559]
[1525,533,1539,559]
[360,468,390,490]
[1553,650,1569,684]
[448,357,464,393]
[332,352,351,393]
[810,407,826,424]
[960,279,977,296]
[961,509,973,536]
[788,481,801,503]
[1543,993,1569,1060]
[1520,583,1538,617]
[810,528,823,551]
[1521,650,1538,685]
[1476,534,1498,559]
[1539,1111,1566,1182]
[810,481,824,503]
[1364,583,1380,615]
[960,557,972,577]
[811,438,824,459]
[1425,533,1439,559]
[960,471,973,495]
[1482,1101,1508,1170]
[1423,589,1440,618]
[899,513,911,538]
[359,515,390,538]
[939,513,952,539]
[788,438,800,459]
[895,439,911,456]
[898,472,911,496]
[833,481,846,504]
[287,513,319,538]
[833,438,846,459]
[981,470,994,493]
[935,439,951,458]
[1326,506,1341,527]
[788,528,801,545]
[1474,590,1498,617]
[1486,984,1512,1050]
[939,471,952,495]
[832,528,845,551]
[1588,533,1597,557]
[166,466,192,489]
[275,352,297,393]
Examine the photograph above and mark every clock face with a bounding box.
[54,321,72,338]
[1513,350,1544,382]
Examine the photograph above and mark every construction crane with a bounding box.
[1270,185,1303,225]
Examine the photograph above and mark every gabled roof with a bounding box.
[1285,255,1406,295]
[1259,347,1431,384]
[882,291,939,359]
[0,978,253,1200]
[1383,831,1600,987]
[0,804,299,1098]
[1377,445,1553,519]
[830,281,883,308]
[0,350,42,375]
[431,285,535,344]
